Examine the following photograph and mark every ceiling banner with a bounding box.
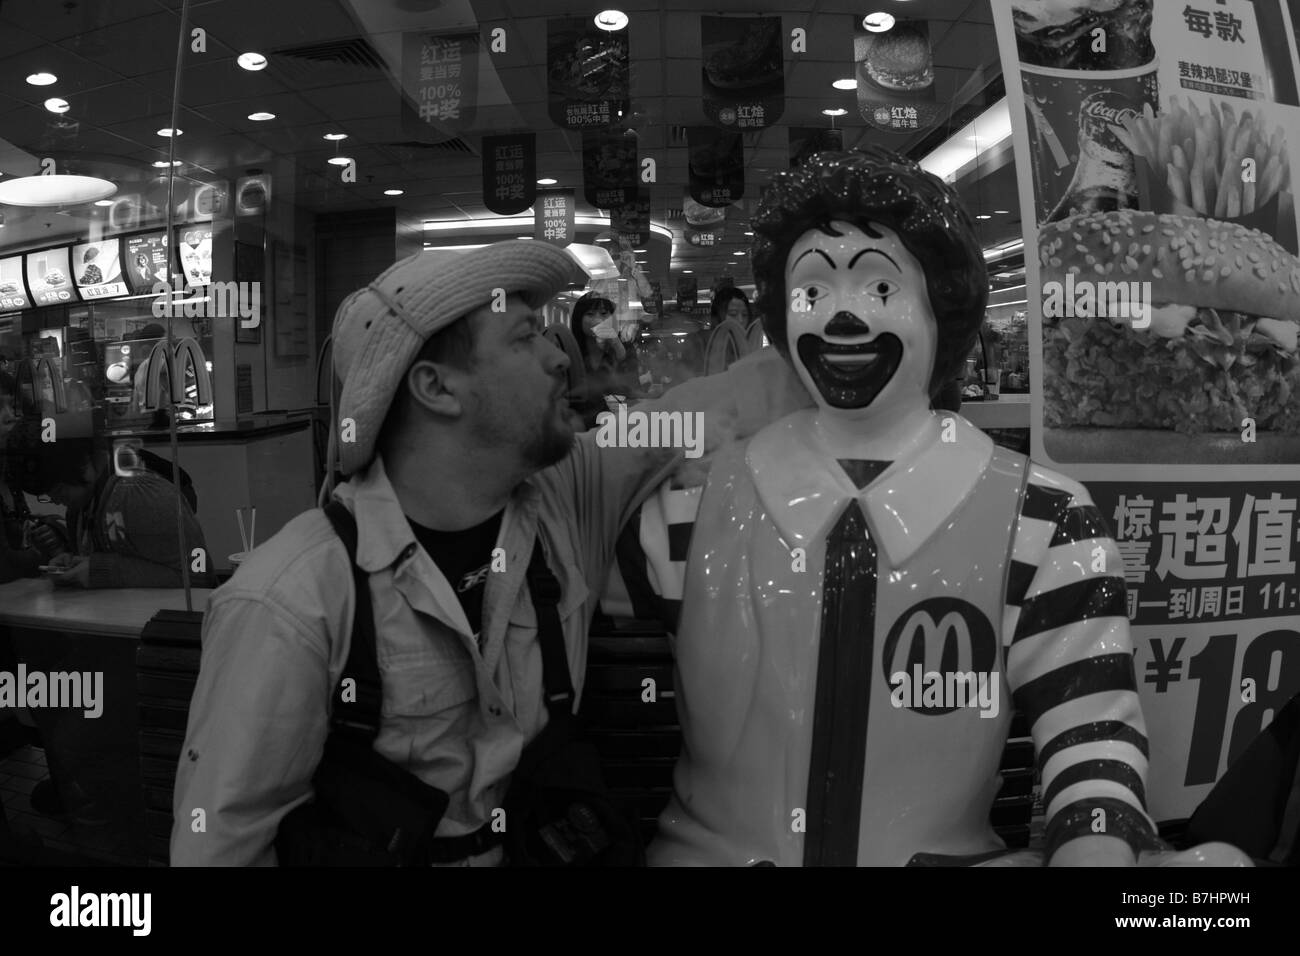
[535,189,575,247]
[401,33,479,140]
[611,190,651,246]
[482,133,537,216]
[686,127,745,207]
[548,17,630,130]
[701,15,785,129]
[854,14,939,133]
[582,130,638,208]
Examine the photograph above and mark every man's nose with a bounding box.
[824,311,871,337]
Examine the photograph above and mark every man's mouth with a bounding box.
[796,333,904,409]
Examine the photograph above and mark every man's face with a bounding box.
[784,221,936,417]
[460,295,577,470]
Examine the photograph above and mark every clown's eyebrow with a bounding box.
[848,248,901,272]
[793,248,837,269]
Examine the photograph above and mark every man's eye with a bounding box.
[869,279,898,300]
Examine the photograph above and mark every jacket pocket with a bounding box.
[382,658,478,718]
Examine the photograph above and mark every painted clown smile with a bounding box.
[796,332,903,408]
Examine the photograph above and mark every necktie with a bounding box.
[804,459,889,866]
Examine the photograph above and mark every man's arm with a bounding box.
[170,594,333,866]
[1004,470,1160,867]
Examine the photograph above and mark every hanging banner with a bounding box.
[854,14,940,132]
[686,127,745,207]
[677,274,698,310]
[611,190,651,246]
[401,33,479,139]
[682,192,727,248]
[535,190,575,247]
[482,133,537,216]
[582,130,638,208]
[788,127,844,167]
[701,15,785,130]
[548,17,630,130]
[994,0,1300,821]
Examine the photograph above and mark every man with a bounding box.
[170,240,808,866]
[629,149,1247,866]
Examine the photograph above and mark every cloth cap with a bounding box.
[331,240,580,476]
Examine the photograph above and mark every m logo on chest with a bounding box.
[879,598,999,717]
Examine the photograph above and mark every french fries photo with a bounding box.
[1113,96,1291,219]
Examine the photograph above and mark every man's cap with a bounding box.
[331,240,580,476]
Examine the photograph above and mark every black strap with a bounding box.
[322,501,383,741]
[527,537,573,719]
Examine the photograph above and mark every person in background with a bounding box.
[23,436,209,589]
[0,381,41,584]
[568,292,648,429]
[709,287,753,328]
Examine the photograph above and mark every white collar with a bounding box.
[745,408,994,566]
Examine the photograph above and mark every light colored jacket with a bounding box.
[170,349,810,865]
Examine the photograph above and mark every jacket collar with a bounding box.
[746,409,993,567]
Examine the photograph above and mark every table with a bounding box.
[0,579,212,637]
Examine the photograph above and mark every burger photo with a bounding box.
[1039,208,1300,462]
[857,22,934,93]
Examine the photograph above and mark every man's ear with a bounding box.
[406,358,464,419]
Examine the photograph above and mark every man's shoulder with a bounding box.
[212,507,350,613]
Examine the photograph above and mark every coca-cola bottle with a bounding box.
[1047,90,1142,222]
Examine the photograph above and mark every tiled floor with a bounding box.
[1,744,137,865]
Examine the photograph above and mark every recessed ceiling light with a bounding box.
[634,248,647,253]
[152,160,183,168]
[237,52,268,71]
[323,132,348,141]
[863,12,895,32]
[537,177,558,185]
[594,9,628,31]
[0,174,116,207]
[384,188,404,196]
[327,156,353,166]
[733,251,746,256]
[994,209,1011,214]
[248,111,276,121]
[976,214,992,220]
[156,128,183,137]
[832,78,857,90]
[94,199,114,206]
[44,97,69,114]
[744,231,754,236]
[26,72,57,86]
[682,270,693,274]
[822,108,847,116]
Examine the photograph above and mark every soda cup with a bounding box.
[1021,61,1159,225]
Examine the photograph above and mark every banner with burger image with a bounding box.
[582,129,638,210]
[853,13,940,133]
[682,191,727,249]
[700,15,784,130]
[686,127,744,208]
[547,17,629,131]
[997,0,1300,822]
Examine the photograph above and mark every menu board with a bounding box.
[72,239,128,300]
[994,0,1300,820]
[124,232,173,294]
[176,224,212,289]
[24,247,77,306]
[0,255,31,311]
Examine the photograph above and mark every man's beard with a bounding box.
[523,405,578,470]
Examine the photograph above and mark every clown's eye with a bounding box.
[868,279,898,301]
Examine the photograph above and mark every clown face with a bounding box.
[784,221,937,418]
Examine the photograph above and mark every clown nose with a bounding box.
[825,311,871,336]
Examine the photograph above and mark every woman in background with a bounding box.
[709,287,753,328]
[568,292,647,429]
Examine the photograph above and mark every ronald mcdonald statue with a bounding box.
[636,148,1249,867]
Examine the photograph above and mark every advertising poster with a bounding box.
[854,14,940,132]
[124,232,172,294]
[482,133,537,216]
[582,130,638,209]
[686,127,745,207]
[547,17,629,131]
[0,256,32,311]
[682,191,727,248]
[535,189,575,247]
[72,239,128,301]
[25,247,77,306]
[701,15,785,130]
[789,127,844,167]
[994,0,1300,820]
[401,33,478,139]
[176,225,212,289]
[611,190,650,246]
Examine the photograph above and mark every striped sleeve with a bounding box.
[1004,465,1160,861]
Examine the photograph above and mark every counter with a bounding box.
[0,578,212,638]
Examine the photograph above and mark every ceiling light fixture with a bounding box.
[976,214,992,220]
[682,269,693,273]
[248,111,276,121]
[323,132,348,141]
[152,160,183,168]
[44,97,69,114]
[384,188,404,196]
[537,177,558,186]
[425,216,674,244]
[594,10,628,32]
[733,251,745,256]
[822,108,847,117]
[918,98,1012,183]
[0,174,116,207]
[156,128,183,137]
[994,209,1011,214]
[237,52,268,71]
[94,199,114,206]
[327,156,353,166]
[832,78,857,90]
[26,72,57,86]
[862,12,895,32]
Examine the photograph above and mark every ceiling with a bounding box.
[0,0,1019,294]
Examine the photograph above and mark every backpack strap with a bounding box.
[527,536,573,722]
[322,500,383,742]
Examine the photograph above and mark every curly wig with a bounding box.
[751,147,987,399]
